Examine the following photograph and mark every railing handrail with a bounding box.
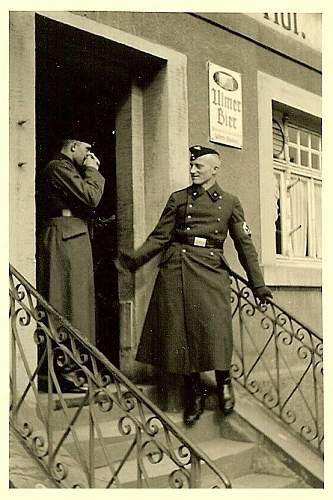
[228,268,322,341]
[9,263,231,488]
[10,263,322,342]
[229,268,323,456]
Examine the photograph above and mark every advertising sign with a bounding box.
[208,62,243,149]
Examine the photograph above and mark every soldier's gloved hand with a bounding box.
[84,152,100,170]
[114,252,136,273]
[114,257,126,273]
[253,286,273,304]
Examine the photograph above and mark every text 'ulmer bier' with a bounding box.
[211,88,242,129]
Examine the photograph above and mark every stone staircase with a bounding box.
[37,383,323,489]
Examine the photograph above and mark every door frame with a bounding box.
[10,10,189,379]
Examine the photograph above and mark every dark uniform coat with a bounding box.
[122,182,265,375]
[37,153,105,343]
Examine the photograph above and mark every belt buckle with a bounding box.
[194,237,207,247]
[62,209,72,217]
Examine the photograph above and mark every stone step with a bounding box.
[50,401,226,441]
[91,437,257,488]
[42,395,150,430]
[54,408,247,470]
[36,384,159,429]
[93,462,308,489]
[39,385,315,489]
[55,410,235,468]
[231,473,309,488]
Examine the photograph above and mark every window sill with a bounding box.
[262,260,322,287]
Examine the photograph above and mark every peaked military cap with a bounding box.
[61,120,96,147]
[190,145,220,161]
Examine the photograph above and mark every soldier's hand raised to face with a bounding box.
[84,152,100,170]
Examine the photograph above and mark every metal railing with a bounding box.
[9,264,231,488]
[230,270,323,456]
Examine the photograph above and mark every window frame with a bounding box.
[272,119,322,261]
[257,71,321,287]
[286,124,322,172]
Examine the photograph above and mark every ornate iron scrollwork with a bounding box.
[9,262,323,490]
[230,271,323,456]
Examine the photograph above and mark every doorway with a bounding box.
[34,13,188,377]
[35,15,134,366]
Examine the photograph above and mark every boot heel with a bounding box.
[183,373,204,426]
[216,376,235,414]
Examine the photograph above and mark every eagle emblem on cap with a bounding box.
[190,145,220,161]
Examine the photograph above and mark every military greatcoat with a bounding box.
[37,153,105,343]
[122,182,265,375]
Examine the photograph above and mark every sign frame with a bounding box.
[208,61,243,149]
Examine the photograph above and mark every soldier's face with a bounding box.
[190,154,219,187]
[73,141,92,167]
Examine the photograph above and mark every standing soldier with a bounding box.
[118,145,272,424]
[37,133,105,392]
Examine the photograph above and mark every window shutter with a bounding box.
[272,119,285,160]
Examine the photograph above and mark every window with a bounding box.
[272,108,322,261]
[257,72,321,286]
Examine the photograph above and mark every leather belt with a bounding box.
[47,209,74,218]
[174,234,224,249]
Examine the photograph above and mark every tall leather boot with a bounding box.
[215,370,235,414]
[183,372,204,426]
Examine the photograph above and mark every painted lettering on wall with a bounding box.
[246,13,321,51]
[209,62,243,149]
[263,13,306,40]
